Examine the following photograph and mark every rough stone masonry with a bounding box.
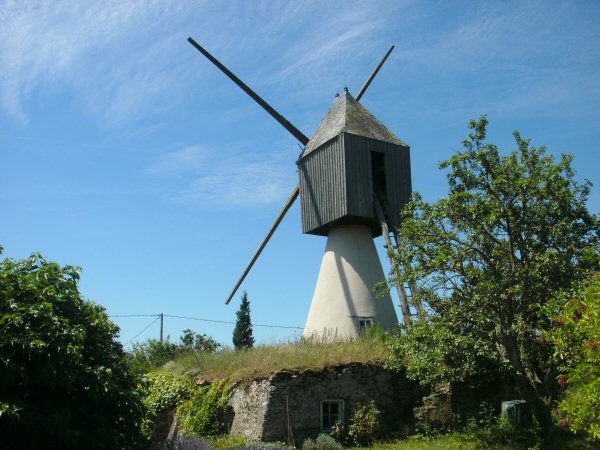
[228,362,421,445]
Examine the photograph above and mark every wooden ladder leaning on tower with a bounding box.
[373,188,425,325]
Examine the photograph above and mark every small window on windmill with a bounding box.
[321,399,344,431]
[371,151,387,198]
[358,318,373,334]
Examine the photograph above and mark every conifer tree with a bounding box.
[232,291,254,350]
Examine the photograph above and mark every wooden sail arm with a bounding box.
[224,186,299,305]
[356,45,395,102]
[188,37,309,145]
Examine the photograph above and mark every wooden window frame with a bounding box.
[320,399,345,432]
[358,318,374,334]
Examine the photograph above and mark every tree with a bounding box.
[180,328,220,353]
[0,251,146,449]
[232,291,254,349]
[387,116,599,445]
[129,337,180,374]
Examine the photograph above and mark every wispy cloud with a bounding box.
[145,144,295,209]
[389,2,600,117]
[144,145,210,177]
[0,1,202,125]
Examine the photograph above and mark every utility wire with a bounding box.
[111,313,303,331]
[125,316,160,346]
[164,314,303,330]
[111,314,160,318]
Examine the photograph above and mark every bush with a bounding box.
[302,433,342,450]
[330,401,382,447]
[473,415,541,449]
[0,252,146,449]
[544,274,600,440]
[177,380,232,436]
[347,401,382,446]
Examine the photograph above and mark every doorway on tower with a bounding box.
[371,151,387,200]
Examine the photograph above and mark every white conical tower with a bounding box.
[303,224,398,339]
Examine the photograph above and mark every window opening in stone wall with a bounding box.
[321,399,344,431]
[358,318,373,334]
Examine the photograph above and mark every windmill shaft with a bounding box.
[187,37,309,145]
[356,45,395,102]
[225,185,300,304]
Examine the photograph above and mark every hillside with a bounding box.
[159,336,389,383]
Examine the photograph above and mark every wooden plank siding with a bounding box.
[299,135,346,235]
[298,132,411,237]
[344,133,373,219]
[383,139,412,229]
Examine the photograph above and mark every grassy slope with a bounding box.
[159,337,389,383]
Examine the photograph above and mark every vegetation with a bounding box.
[130,329,220,374]
[0,250,146,449]
[233,291,255,350]
[331,401,382,448]
[545,273,600,439]
[140,373,195,439]
[177,379,232,436]
[386,116,599,446]
[161,335,388,382]
[303,433,343,449]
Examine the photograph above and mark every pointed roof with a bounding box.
[300,91,407,158]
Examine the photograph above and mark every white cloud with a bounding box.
[144,145,210,176]
[0,1,199,124]
[145,144,295,208]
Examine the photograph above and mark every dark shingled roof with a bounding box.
[300,91,407,159]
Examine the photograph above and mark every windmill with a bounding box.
[188,38,413,339]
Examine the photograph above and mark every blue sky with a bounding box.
[1,0,599,348]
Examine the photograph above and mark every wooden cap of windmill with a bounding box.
[297,88,412,237]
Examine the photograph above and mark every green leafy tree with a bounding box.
[387,116,599,445]
[233,291,254,350]
[0,251,145,449]
[544,273,600,440]
[180,328,220,353]
[129,337,180,374]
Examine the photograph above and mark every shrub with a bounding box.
[544,274,600,440]
[329,401,382,447]
[177,380,232,436]
[347,401,382,447]
[0,252,146,449]
[302,433,342,450]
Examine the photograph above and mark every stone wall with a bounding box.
[228,363,421,446]
[228,378,272,440]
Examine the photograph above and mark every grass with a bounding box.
[350,430,600,450]
[351,433,482,449]
[194,431,599,450]
[158,335,389,383]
